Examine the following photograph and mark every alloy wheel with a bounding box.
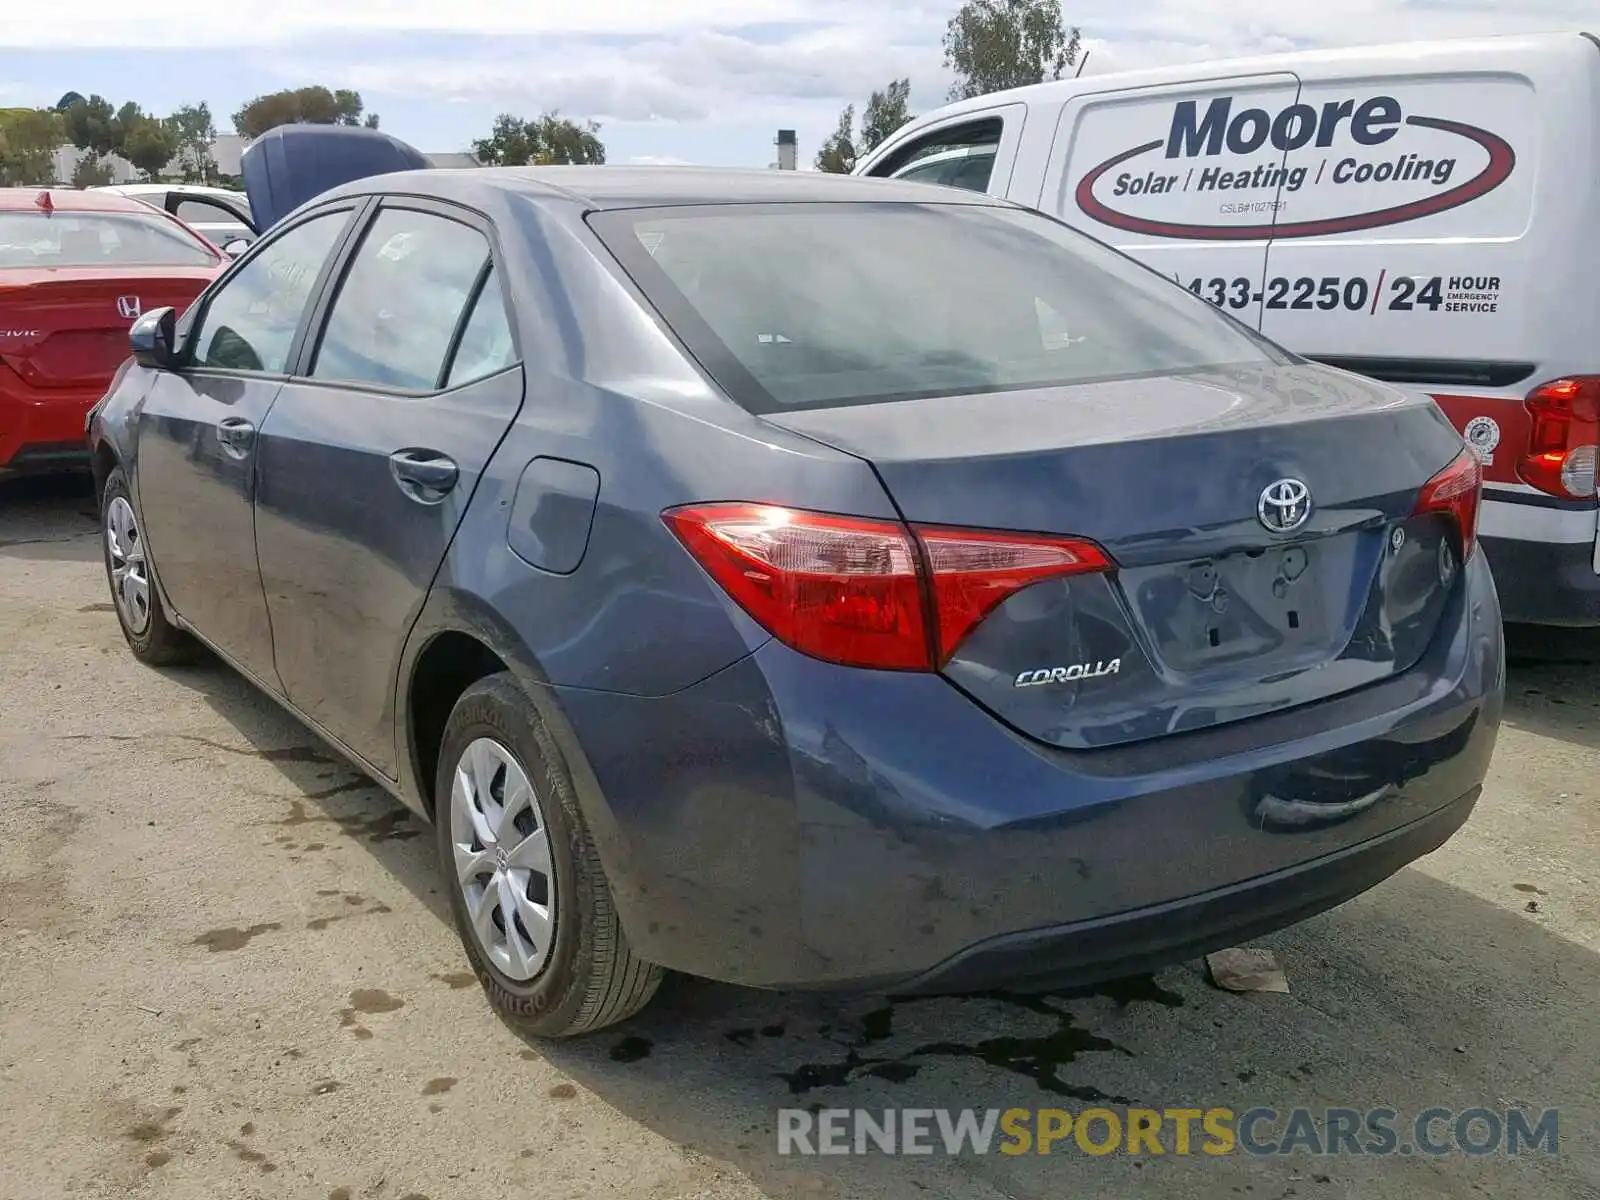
[449,737,556,981]
[106,496,151,636]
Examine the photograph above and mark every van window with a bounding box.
[870,117,1004,192]
[592,201,1290,414]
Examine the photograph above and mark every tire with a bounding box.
[100,465,200,666]
[434,672,662,1036]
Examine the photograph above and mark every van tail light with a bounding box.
[662,503,1112,671]
[1414,447,1483,560]
[1518,376,1600,501]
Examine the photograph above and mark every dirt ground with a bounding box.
[2,472,1596,1200]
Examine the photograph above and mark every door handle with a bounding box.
[217,416,255,458]
[389,448,459,500]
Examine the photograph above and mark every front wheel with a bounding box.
[100,465,199,666]
[434,673,662,1036]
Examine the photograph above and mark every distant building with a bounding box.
[772,129,797,171]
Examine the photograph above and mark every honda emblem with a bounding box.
[116,296,141,319]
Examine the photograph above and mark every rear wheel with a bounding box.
[434,673,662,1036]
[100,466,199,666]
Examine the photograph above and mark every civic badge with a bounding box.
[1258,478,1311,534]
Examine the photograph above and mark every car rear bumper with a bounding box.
[895,783,1478,994]
[553,550,1504,991]
[1480,533,1600,627]
[0,377,94,471]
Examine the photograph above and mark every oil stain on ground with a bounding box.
[227,1138,277,1173]
[421,1077,456,1096]
[338,988,404,1039]
[273,799,421,843]
[610,1036,652,1063]
[191,923,281,953]
[769,977,1179,1100]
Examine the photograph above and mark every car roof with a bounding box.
[0,188,160,214]
[97,183,246,198]
[319,164,1008,212]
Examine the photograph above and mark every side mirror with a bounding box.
[222,238,251,258]
[130,307,179,369]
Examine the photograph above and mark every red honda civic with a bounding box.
[0,188,224,474]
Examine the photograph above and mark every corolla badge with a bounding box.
[1258,478,1312,534]
[1014,659,1122,688]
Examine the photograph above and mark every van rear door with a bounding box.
[1039,71,1302,331]
[1255,68,1536,365]
[1254,39,1600,623]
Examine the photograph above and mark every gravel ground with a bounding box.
[1,472,1596,1200]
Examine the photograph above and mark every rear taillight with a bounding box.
[1518,376,1599,501]
[663,503,1111,671]
[1414,447,1482,560]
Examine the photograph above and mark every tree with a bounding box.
[0,108,64,186]
[859,79,914,155]
[165,102,217,182]
[471,112,605,166]
[231,87,378,140]
[814,104,856,173]
[943,0,1081,100]
[122,115,179,181]
[71,154,114,188]
[62,94,120,157]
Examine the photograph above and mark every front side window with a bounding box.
[175,197,251,237]
[0,211,219,269]
[592,202,1291,413]
[191,210,350,373]
[872,117,1003,193]
[311,208,492,391]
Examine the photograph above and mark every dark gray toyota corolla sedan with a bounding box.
[87,126,1504,1037]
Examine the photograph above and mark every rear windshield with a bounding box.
[591,202,1292,412]
[0,211,219,269]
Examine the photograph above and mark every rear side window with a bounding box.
[444,266,517,388]
[192,210,350,373]
[0,211,218,268]
[591,202,1290,413]
[311,208,492,391]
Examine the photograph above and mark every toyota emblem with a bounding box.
[1258,478,1312,534]
[116,295,141,319]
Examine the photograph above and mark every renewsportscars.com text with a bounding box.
[777,1106,1559,1158]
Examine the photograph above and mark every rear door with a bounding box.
[252,199,523,774]
[1039,71,1303,331]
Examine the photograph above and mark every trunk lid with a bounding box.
[0,269,214,391]
[764,362,1471,749]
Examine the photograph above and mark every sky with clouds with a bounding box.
[1,0,1595,167]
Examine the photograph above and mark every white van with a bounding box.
[855,31,1600,626]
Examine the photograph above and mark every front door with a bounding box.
[132,205,359,683]
[252,201,523,773]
